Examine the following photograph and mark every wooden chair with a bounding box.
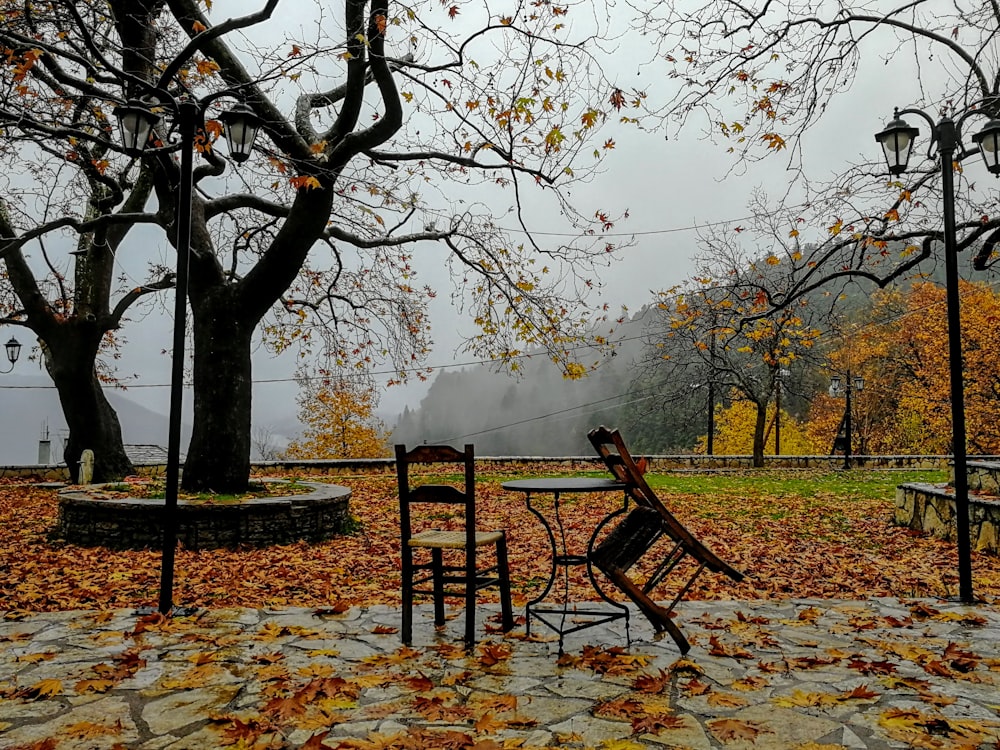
[395,443,514,646]
[587,426,744,653]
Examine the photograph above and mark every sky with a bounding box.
[1,0,948,453]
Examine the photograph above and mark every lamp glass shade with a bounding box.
[853,375,865,392]
[219,103,261,163]
[829,375,842,395]
[875,117,919,175]
[972,118,1000,176]
[113,100,160,153]
[5,336,21,365]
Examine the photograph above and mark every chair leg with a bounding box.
[401,547,414,645]
[465,552,477,646]
[497,535,514,633]
[431,549,446,627]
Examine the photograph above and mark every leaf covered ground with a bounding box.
[1,466,997,613]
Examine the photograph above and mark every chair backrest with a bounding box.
[587,426,659,506]
[587,426,702,544]
[395,443,476,543]
[587,426,742,577]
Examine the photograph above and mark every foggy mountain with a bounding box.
[390,313,666,456]
[0,376,180,466]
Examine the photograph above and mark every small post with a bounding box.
[79,449,95,485]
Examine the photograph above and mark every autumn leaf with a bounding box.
[681,678,711,696]
[290,175,322,191]
[708,718,770,743]
[707,635,753,659]
[302,730,332,749]
[772,689,841,708]
[592,697,645,720]
[632,669,670,693]
[74,678,115,694]
[476,642,512,666]
[474,713,507,733]
[731,675,769,691]
[17,678,63,700]
[406,672,434,692]
[707,691,749,708]
[632,713,686,734]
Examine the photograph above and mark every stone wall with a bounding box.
[894,482,1000,554]
[55,481,352,550]
[0,453,962,481]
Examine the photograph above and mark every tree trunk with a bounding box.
[43,323,133,483]
[180,287,254,493]
[752,401,767,468]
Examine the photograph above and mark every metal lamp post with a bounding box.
[774,368,790,455]
[875,104,1000,604]
[829,373,864,470]
[113,93,261,615]
[1,337,21,374]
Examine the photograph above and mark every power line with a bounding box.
[431,392,661,444]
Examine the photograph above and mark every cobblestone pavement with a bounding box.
[1,598,999,749]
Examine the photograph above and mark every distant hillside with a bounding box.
[0,376,179,465]
[390,312,674,455]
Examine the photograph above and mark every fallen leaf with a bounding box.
[708,718,770,742]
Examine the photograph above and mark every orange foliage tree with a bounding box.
[282,375,389,459]
[805,281,1000,455]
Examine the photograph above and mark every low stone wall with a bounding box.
[0,453,961,481]
[54,481,352,550]
[895,482,1000,553]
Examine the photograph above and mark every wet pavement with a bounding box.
[2,597,999,749]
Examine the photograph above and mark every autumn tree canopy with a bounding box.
[639,246,823,466]
[0,0,640,490]
[804,280,1000,456]
[282,374,389,459]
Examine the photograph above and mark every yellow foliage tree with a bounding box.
[281,377,390,459]
[698,397,817,455]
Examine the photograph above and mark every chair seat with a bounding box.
[409,529,504,549]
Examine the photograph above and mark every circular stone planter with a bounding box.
[54,480,352,550]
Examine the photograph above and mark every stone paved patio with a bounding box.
[1,598,999,749]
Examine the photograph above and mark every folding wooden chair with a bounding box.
[587,426,744,653]
[395,443,514,646]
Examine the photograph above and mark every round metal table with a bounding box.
[502,477,630,650]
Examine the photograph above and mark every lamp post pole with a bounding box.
[829,372,863,470]
[115,93,260,615]
[876,104,1000,604]
[843,372,854,471]
[158,101,197,615]
[775,368,789,456]
[937,118,974,605]
[706,379,715,456]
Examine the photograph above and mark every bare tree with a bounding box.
[630,0,1000,310]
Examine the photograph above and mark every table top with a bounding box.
[501,477,628,494]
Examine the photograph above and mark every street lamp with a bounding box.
[874,102,1000,604]
[1,336,21,374]
[828,373,864,470]
[774,368,790,456]
[113,91,261,615]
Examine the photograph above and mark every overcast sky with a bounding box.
[3,1,944,449]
